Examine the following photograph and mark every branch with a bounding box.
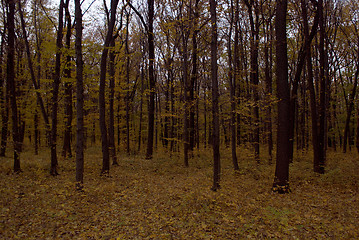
[127,1,148,33]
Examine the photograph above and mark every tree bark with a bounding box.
[273,0,290,193]
[210,0,220,191]
[99,0,119,174]
[62,1,73,158]
[145,0,155,159]
[50,0,65,176]
[315,0,326,174]
[0,31,8,157]
[109,39,118,164]
[75,0,84,189]
[6,0,21,172]
[228,0,239,171]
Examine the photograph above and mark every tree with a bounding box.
[210,0,220,191]
[75,0,84,188]
[228,0,239,170]
[6,0,21,172]
[99,0,119,174]
[272,0,290,193]
[62,0,73,158]
[50,0,65,176]
[145,0,156,159]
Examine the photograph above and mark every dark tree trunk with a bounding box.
[182,35,190,167]
[315,0,326,174]
[6,0,21,172]
[356,103,359,154]
[138,66,144,152]
[272,0,290,194]
[288,0,319,163]
[343,42,359,153]
[62,1,73,159]
[0,32,8,157]
[234,0,241,148]
[189,0,199,152]
[18,0,50,145]
[210,0,220,191]
[50,0,65,176]
[109,40,118,164]
[99,0,119,174]
[145,0,155,159]
[228,1,239,170]
[75,0,84,189]
[263,18,273,164]
[125,13,131,155]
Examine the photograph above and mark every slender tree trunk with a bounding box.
[62,1,73,158]
[99,0,119,174]
[145,0,155,159]
[49,0,65,176]
[273,0,290,193]
[138,66,144,152]
[182,36,190,167]
[0,33,8,157]
[109,39,118,164]
[315,0,326,174]
[210,0,220,191]
[264,19,273,164]
[125,13,131,155]
[189,0,199,152]
[343,42,359,153]
[356,101,359,154]
[228,4,239,170]
[6,0,21,172]
[18,0,50,143]
[75,0,84,189]
[243,0,260,162]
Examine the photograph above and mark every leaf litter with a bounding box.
[0,147,358,239]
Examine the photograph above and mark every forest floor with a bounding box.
[0,145,358,239]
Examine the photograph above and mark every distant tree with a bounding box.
[272,0,290,193]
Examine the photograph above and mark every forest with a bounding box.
[0,0,359,238]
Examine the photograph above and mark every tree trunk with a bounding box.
[125,13,131,155]
[210,0,220,191]
[75,0,84,189]
[243,0,260,162]
[315,0,326,174]
[62,1,73,159]
[99,0,119,174]
[18,0,50,145]
[50,0,65,176]
[109,39,118,164]
[0,32,8,157]
[182,35,190,167]
[343,41,359,153]
[272,0,290,194]
[145,0,155,159]
[6,0,21,172]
